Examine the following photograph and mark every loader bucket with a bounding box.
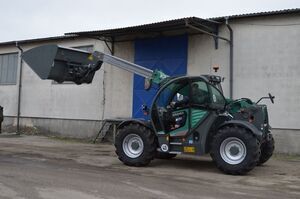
[22,44,102,84]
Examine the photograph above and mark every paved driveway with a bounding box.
[0,135,299,199]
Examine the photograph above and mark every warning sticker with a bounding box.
[183,146,195,153]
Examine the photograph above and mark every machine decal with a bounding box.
[161,144,169,152]
[183,146,196,153]
[191,109,208,128]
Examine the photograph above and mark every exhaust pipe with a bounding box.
[22,45,103,84]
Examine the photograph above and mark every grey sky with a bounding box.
[0,0,299,42]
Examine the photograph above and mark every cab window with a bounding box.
[156,80,189,108]
[151,79,189,132]
[190,81,210,105]
[208,84,226,108]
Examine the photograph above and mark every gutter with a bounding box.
[15,42,23,135]
[225,17,234,99]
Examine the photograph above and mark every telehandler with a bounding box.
[22,45,275,174]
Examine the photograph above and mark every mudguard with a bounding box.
[117,119,153,131]
[218,120,263,141]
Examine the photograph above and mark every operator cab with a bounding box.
[151,76,226,138]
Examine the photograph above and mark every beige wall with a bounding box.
[0,38,134,123]
[233,14,300,129]
[188,27,231,97]
[103,41,134,119]
[188,14,300,129]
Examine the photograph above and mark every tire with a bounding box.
[155,152,177,159]
[210,126,261,175]
[115,123,157,167]
[257,133,275,166]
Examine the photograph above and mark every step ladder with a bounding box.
[93,118,126,143]
[169,137,183,154]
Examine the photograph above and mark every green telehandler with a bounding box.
[22,44,275,174]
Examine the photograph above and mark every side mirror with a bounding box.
[256,93,275,104]
[268,93,275,104]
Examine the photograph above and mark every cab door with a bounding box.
[190,78,227,155]
[189,79,211,130]
[151,78,190,137]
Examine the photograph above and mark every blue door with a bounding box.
[133,35,188,119]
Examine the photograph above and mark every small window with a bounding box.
[0,53,18,85]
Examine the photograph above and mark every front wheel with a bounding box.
[210,126,261,175]
[115,123,157,166]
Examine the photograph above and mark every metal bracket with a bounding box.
[104,40,113,54]
[185,19,231,49]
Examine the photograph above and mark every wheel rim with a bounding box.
[220,137,247,165]
[122,134,144,158]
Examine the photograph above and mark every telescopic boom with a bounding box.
[22,44,168,86]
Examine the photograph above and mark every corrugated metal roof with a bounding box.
[66,17,223,41]
[0,8,299,46]
[0,35,78,47]
[211,8,300,21]
[66,17,218,36]
[66,8,300,38]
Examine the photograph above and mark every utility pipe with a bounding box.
[225,17,234,99]
[15,42,23,135]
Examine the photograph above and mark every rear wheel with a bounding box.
[257,133,274,166]
[115,123,157,166]
[210,126,260,175]
[155,152,177,159]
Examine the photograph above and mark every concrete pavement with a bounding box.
[0,135,299,199]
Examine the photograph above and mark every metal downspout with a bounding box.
[225,17,234,99]
[15,42,23,135]
[100,37,114,122]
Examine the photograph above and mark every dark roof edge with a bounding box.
[210,8,300,21]
[65,17,203,36]
[0,35,78,47]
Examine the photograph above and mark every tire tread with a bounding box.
[210,126,261,175]
[115,123,157,167]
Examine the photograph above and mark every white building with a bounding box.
[0,9,299,153]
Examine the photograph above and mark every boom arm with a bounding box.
[94,52,153,78]
[22,44,168,86]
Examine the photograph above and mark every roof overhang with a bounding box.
[0,8,299,47]
[0,35,78,47]
[65,17,223,42]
